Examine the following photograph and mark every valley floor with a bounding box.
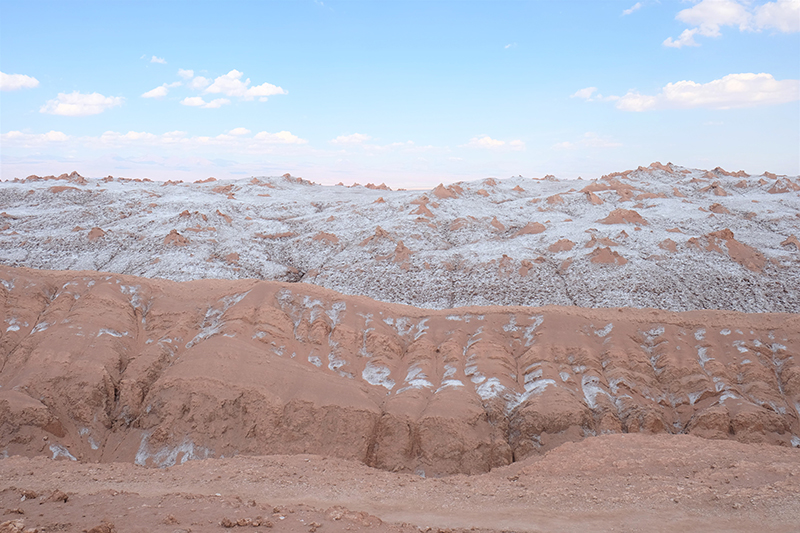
[1,433,799,533]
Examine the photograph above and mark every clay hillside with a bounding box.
[0,163,799,533]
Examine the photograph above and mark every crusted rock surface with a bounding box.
[1,163,798,313]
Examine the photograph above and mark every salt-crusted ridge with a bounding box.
[0,162,798,313]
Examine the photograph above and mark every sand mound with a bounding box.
[598,208,647,226]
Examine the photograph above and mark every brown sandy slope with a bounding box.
[1,265,798,479]
[1,433,799,532]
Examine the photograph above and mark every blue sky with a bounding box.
[1,0,798,187]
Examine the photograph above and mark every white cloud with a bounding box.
[179,96,230,109]
[466,135,524,150]
[1,71,39,91]
[40,92,124,116]
[571,87,619,102]
[142,85,169,98]
[504,43,517,49]
[663,28,700,48]
[615,73,799,111]
[615,92,660,111]
[141,82,180,99]
[204,69,287,100]
[178,69,194,79]
[467,135,506,148]
[0,130,69,143]
[553,132,621,150]
[664,0,799,47]
[622,2,642,16]
[100,130,159,142]
[202,98,230,109]
[254,131,307,144]
[331,133,371,144]
[571,87,597,99]
[188,76,211,90]
[180,96,206,107]
[2,128,308,150]
[151,56,167,64]
[676,0,750,36]
[755,0,800,32]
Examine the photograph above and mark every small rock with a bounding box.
[42,490,68,504]
[0,519,25,533]
[84,522,115,533]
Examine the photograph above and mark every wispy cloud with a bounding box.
[571,87,619,103]
[574,73,798,111]
[571,87,597,100]
[188,76,211,90]
[204,69,287,101]
[1,128,308,148]
[614,73,799,111]
[144,68,287,107]
[1,71,39,91]
[254,131,306,144]
[1,130,70,143]
[466,135,525,150]
[553,132,622,150]
[622,2,642,16]
[664,0,799,48]
[40,92,124,116]
[141,82,182,99]
[150,55,167,64]
[180,96,230,109]
[331,133,371,144]
[504,43,517,49]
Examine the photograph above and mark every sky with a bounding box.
[1,0,798,188]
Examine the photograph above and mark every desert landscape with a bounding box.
[3,0,798,529]
[1,164,799,532]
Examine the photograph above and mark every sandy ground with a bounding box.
[1,433,799,533]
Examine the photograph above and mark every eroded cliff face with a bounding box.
[1,265,798,475]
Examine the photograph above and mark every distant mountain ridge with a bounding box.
[1,162,798,313]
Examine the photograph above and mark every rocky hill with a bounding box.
[1,162,798,313]
[1,265,797,475]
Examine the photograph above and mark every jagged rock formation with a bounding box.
[2,266,798,475]
[1,163,798,313]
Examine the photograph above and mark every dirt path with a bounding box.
[1,433,798,532]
